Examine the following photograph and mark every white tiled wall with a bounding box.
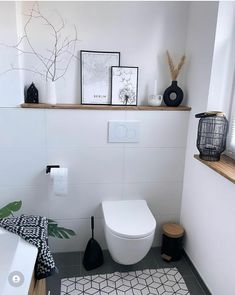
[0,108,189,252]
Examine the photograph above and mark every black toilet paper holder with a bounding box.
[46,165,60,174]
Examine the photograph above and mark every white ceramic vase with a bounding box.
[148,94,163,106]
[45,80,57,105]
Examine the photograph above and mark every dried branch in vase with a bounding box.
[0,2,79,82]
[166,50,186,81]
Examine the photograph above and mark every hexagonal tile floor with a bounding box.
[61,267,190,295]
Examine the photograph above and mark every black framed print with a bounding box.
[111,66,138,106]
[80,50,120,105]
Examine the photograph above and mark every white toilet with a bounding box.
[102,200,156,265]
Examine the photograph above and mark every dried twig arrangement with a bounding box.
[166,50,186,81]
[0,2,78,81]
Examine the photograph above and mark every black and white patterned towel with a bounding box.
[0,215,56,279]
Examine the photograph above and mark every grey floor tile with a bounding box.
[110,248,159,273]
[151,247,195,277]
[47,271,61,295]
[183,275,206,295]
[80,248,159,276]
[53,251,80,267]
[47,265,80,295]
[58,265,81,278]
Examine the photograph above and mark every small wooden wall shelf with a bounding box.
[21,103,191,111]
[194,154,235,184]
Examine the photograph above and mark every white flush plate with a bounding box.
[108,121,140,143]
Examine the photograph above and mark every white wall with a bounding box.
[0,2,22,107]
[17,1,189,105]
[0,1,190,252]
[181,2,235,294]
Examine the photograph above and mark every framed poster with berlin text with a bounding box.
[81,50,120,105]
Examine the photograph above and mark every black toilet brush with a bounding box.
[83,216,104,271]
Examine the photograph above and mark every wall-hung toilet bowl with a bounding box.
[102,200,156,265]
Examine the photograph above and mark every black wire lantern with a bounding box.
[195,112,229,161]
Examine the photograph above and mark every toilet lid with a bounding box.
[102,200,156,239]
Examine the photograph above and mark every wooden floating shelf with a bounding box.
[194,154,235,184]
[21,103,191,111]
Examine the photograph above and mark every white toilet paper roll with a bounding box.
[50,168,68,196]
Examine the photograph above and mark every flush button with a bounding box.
[108,121,140,143]
[116,125,127,138]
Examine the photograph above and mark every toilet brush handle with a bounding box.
[91,216,94,238]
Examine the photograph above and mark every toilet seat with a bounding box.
[102,200,156,239]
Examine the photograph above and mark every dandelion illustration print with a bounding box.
[111,66,138,105]
[119,87,136,105]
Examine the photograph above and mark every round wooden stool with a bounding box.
[161,223,184,262]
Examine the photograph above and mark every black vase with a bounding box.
[163,80,183,107]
